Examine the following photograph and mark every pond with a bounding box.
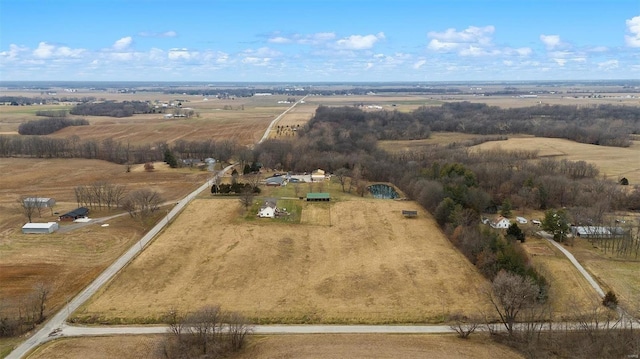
[368,184,399,199]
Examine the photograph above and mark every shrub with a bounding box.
[602,290,618,309]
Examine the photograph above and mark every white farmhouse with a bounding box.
[491,216,511,229]
[258,200,277,218]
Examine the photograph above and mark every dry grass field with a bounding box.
[568,239,640,318]
[0,92,297,146]
[0,158,210,331]
[521,237,602,316]
[472,136,640,184]
[77,195,492,324]
[26,334,524,359]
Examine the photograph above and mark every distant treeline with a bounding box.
[418,102,638,146]
[18,118,89,135]
[70,101,152,117]
[0,135,238,165]
[311,103,638,147]
[252,105,640,292]
[161,87,463,97]
[0,96,96,105]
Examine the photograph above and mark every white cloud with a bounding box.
[427,26,494,52]
[553,58,567,66]
[138,31,177,38]
[598,59,619,70]
[413,59,427,69]
[268,32,335,45]
[625,16,640,47]
[113,37,133,51]
[540,34,561,50]
[365,62,373,70]
[268,36,291,44]
[335,32,385,50]
[0,44,29,60]
[32,42,84,59]
[168,48,195,60]
[33,42,55,58]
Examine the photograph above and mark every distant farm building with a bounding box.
[59,207,89,221]
[311,169,326,182]
[265,176,286,187]
[491,216,511,229]
[571,226,626,239]
[258,200,277,218]
[22,222,59,234]
[23,197,56,208]
[306,193,330,202]
[402,210,418,218]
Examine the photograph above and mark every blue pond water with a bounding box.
[368,184,399,199]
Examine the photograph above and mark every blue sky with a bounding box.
[1,0,639,82]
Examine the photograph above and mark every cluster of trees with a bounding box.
[18,117,89,135]
[70,101,151,117]
[252,105,640,291]
[121,189,164,223]
[35,109,68,117]
[160,305,252,359]
[0,283,50,337]
[74,182,126,210]
[0,96,96,105]
[412,102,638,147]
[0,135,239,166]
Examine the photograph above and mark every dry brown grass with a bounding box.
[378,132,486,153]
[26,335,164,359]
[521,237,602,317]
[0,158,210,321]
[78,196,491,324]
[472,136,640,184]
[26,333,524,359]
[568,238,640,318]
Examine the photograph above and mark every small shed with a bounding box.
[59,207,89,221]
[306,193,330,202]
[22,222,59,234]
[516,216,528,224]
[23,197,56,208]
[402,210,418,218]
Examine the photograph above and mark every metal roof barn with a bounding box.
[22,222,59,234]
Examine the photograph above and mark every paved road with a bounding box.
[59,324,457,337]
[7,166,233,359]
[8,96,303,358]
[538,231,605,298]
[257,95,308,144]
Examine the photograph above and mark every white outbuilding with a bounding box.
[22,222,59,234]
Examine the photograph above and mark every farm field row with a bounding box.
[26,333,524,359]
[77,195,491,324]
[0,157,211,355]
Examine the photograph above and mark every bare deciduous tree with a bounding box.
[122,189,163,222]
[449,313,480,339]
[18,196,38,223]
[488,270,540,335]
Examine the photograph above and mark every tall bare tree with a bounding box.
[18,196,38,223]
[488,270,540,335]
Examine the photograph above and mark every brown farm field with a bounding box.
[26,334,524,359]
[521,237,602,316]
[568,238,640,318]
[0,158,210,333]
[472,136,640,184]
[77,195,492,324]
